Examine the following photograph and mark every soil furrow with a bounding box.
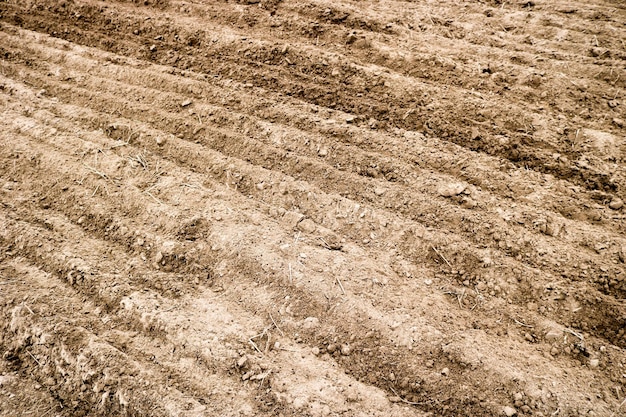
[1,0,625,415]
[1,90,625,416]
[1,1,624,196]
[2,53,625,307]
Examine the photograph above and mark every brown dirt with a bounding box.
[0,0,625,416]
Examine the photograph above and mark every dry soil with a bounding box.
[0,0,625,416]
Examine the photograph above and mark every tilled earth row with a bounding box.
[0,0,625,416]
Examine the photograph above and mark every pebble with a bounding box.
[341,344,351,356]
[619,246,626,263]
[438,182,467,197]
[346,116,356,124]
[609,198,624,210]
[237,356,248,368]
[613,118,624,128]
[388,396,401,403]
[311,347,320,356]
[441,367,449,376]
[155,251,164,264]
[424,279,433,286]
[181,99,193,107]
[155,136,167,146]
[327,343,337,353]
[374,187,386,196]
[589,358,600,368]
[461,197,476,209]
[544,329,562,342]
[149,44,157,52]
[298,219,317,233]
[503,406,517,416]
[302,317,320,330]
[318,147,328,157]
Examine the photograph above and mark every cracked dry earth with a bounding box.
[0,0,625,416]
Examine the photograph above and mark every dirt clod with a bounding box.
[503,405,517,416]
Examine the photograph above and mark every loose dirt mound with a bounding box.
[0,0,625,416]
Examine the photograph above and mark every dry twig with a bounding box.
[336,276,346,295]
[389,386,429,406]
[431,246,452,268]
[82,163,112,183]
[513,318,534,328]
[27,350,41,366]
[269,313,284,337]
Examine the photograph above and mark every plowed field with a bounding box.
[0,0,625,416]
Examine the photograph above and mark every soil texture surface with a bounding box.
[0,0,625,416]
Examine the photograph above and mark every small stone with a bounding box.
[341,344,351,356]
[613,118,624,128]
[389,396,401,403]
[425,360,434,368]
[155,251,163,264]
[311,347,320,356]
[424,279,433,286]
[155,136,166,146]
[283,211,304,228]
[438,182,467,197]
[618,246,626,263]
[327,343,337,353]
[544,329,562,342]
[589,358,600,368]
[149,44,157,52]
[589,47,606,57]
[609,198,623,210]
[346,116,356,124]
[374,187,386,196]
[503,406,517,416]
[441,367,449,376]
[237,356,248,368]
[461,197,476,209]
[513,393,523,402]
[302,317,320,330]
[318,147,328,157]
[544,221,561,237]
[297,218,317,233]
[292,396,307,410]
[181,99,193,107]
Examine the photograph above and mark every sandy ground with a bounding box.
[0,0,625,416]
